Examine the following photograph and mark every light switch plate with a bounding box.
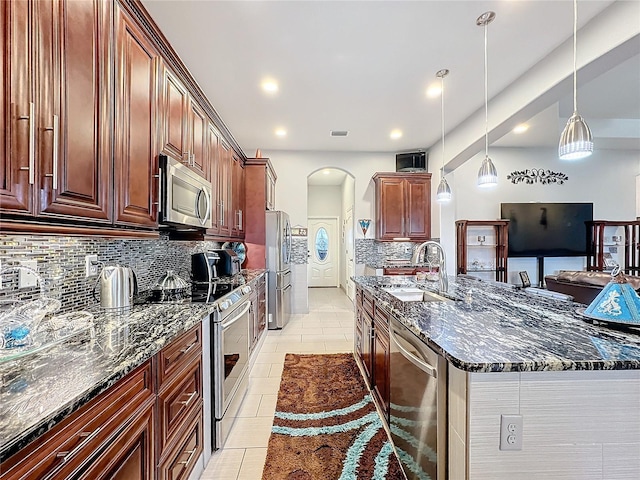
[19,260,38,288]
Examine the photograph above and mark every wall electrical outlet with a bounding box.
[19,260,38,288]
[85,255,99,277]
[500,414,523,451]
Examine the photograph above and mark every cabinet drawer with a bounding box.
[158,408,204,480]
[374,304,390,328]
[158,357,202,452]
[1,361,154,480]
[157,325,202,389]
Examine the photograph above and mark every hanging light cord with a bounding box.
[572,0,578,113]
[440,74,445,178]
[484,19,489,157]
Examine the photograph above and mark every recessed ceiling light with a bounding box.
[390,129,403,139]
[323,170,331,175]
[513,123,529,134]
[275,128,287,137]
[261,79,279,93]
[426,84,442,98]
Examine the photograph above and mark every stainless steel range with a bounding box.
[207,283,252,450]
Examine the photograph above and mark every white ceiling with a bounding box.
[142,0,637,157]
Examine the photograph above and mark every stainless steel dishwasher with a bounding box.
[389,317,447,480]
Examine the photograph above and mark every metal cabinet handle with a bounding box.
[191,152,195,167]
[183,150,191,165]
[153,173,161,211]
[238,209,243,230]
[178,448,197,465]
[53,427,103,463]
[18,103,35,184]
[43,115,59,190]
[179,390,197,407]
[180,342,197,355]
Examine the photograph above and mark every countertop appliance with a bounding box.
[158,153,212,229]
[212,249,241,277]
[192,251,221,283]
[95,265,137,312]
[389,316,447,480]
[266,211,292,329]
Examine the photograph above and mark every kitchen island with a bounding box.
[354,275,640,480]
[0,270,266,479]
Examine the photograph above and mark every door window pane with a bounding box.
[315,227,329,261]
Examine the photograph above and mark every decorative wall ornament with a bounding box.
[507,169,569,185]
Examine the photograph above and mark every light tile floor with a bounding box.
[200,287,355,480]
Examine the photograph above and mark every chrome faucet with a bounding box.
[411,241,448,293]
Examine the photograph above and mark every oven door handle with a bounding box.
[221,301,251,330]
[389,327,437,378]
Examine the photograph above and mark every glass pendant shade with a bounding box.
[559,111,593,160]
[477,155,498,188]
[436,177,452,203]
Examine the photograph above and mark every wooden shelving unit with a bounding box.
[456,220,509,282]
[587,220,640,276]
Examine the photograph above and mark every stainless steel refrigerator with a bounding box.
[266,211,292,329]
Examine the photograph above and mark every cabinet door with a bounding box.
[361,311,373,386]
[37,0,112,222]
[376,177,405,240]
[205,123,220,234]
[78,403,155,480]
[187,99,208,179]
[373,323,390,420]
[113,5,159,228]
[0,0,34,215]
[217,139,232,237]
[405,177,431,240]
[231,154,244,238]
[161,67,188,160]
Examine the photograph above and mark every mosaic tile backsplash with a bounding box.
[355,239,421,265]
[0,234,221,313]
[291,237,309,265]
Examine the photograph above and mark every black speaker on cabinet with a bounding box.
[396,151,427,172]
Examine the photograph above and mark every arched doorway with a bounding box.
[307,168,356,300]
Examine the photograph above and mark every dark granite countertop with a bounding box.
[353,275,640,374]
[0,270,266,462]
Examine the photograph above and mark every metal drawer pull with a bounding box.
[55,427,103,462]
[180,342,197,355]
[179,391,197,407]
[51,115,59,189]
[178,448,197,465]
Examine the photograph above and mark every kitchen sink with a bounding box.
[382,287,452,303]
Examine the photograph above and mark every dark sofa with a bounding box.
[545,270,640,305]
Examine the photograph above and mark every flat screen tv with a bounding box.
[500,202,593,257]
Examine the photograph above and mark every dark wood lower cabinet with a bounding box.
[157,408,204,480]
[77,401,155,480]
[0,324,203,480]
[354,286,390,421]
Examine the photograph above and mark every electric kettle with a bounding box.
[94,265,138,312]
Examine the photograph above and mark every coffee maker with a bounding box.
[191,251,221,283]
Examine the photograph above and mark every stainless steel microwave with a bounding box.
[159,154,212,229]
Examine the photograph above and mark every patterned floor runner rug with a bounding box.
[261,353,405,479]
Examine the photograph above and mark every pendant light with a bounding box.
[436,69,452,203]
[559,0,593,160]
[476,11,498,188]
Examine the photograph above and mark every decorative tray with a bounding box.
[0,311,94,363]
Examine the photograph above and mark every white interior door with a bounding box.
[308,217,339,287]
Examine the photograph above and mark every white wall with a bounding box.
[341,175,356,291]
[308,185,342,217]
[441,146,640,284]
[264,149,395,237]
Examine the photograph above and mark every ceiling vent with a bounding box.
[330,130,349,137]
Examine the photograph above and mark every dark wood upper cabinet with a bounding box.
[0,0,33,215]
[113,3,159,228]
[231,153,244,238]
[217,139,232,237]
[187,99,209,180]
[373,172,432,241]
[161,67,189,160]
[206,122,220,235]
[1,0,112,222]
